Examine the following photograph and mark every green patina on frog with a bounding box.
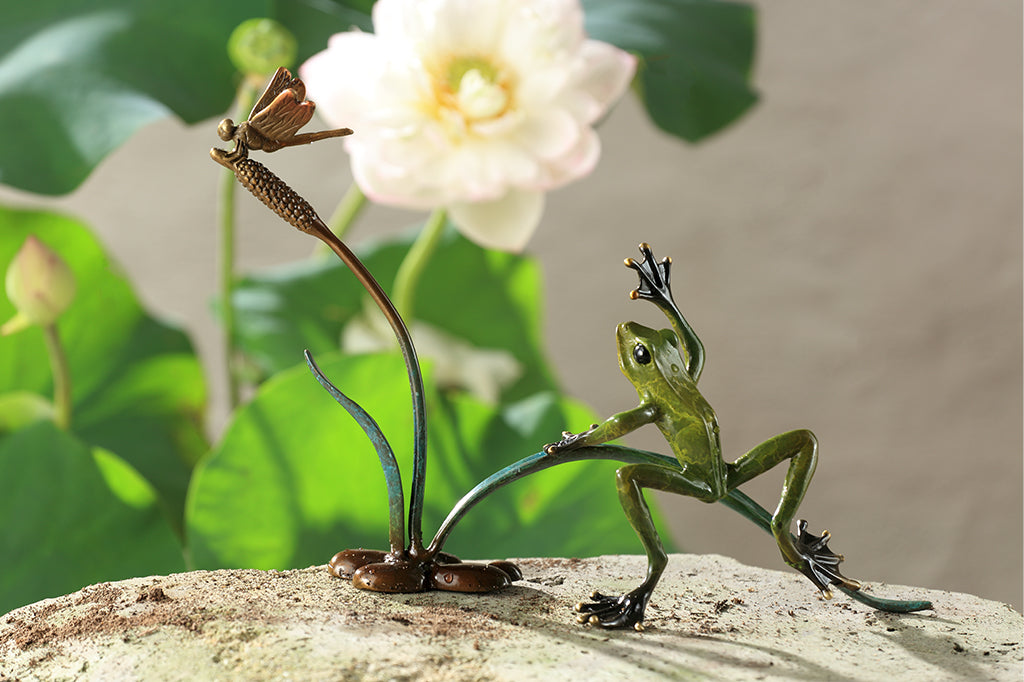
[429,243,931,630]
[544,243,859,628]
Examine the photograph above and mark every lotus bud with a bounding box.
[2,236,76,334]
[228,18,298,77]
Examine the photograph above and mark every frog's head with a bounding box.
[616,321,687,397]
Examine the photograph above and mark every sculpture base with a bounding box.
[328,547,522,593]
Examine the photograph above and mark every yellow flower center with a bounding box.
[433,55,512,126]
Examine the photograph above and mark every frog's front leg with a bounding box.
[576,463,719,630]
[624,242,705,381]
[544,404,657,453]
[725,429,860,595]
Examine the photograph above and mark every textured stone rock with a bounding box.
[1,554,1020,681]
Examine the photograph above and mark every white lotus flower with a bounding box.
[300,0,636,251]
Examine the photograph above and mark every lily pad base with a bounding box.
[328,548,522,593]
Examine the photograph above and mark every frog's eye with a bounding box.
[633,343,652,365]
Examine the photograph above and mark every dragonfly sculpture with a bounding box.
[213,66,352,169]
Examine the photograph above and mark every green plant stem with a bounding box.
[43,323,71,430]
[218,162,240,409]
[326,184,367,240]
[392,209,447,321]
[218,82,258,410]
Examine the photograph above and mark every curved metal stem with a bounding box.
[305,350,406,553]
[303,220,429,553]
[427,445,678,555]
[427,443,933,613]
[214,148,428,555]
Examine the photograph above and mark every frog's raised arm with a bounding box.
[624,243,705,382]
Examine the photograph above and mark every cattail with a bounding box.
[231,156,324,235]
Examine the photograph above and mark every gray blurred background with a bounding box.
[2,1,1020,609]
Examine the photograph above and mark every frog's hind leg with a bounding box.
[576,463,717,630]
[724,429,859,595]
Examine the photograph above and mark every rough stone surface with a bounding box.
[1,554,1020,681]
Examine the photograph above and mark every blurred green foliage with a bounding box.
[0,0,754,195]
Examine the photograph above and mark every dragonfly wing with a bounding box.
[249,90,316,141]
[248,67,304,119]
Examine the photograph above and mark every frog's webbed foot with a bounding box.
[792,519,862,597]
[543,424,599,454]
[624,242,677,311]
[791,521,932,612]
[574,588,652,631]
